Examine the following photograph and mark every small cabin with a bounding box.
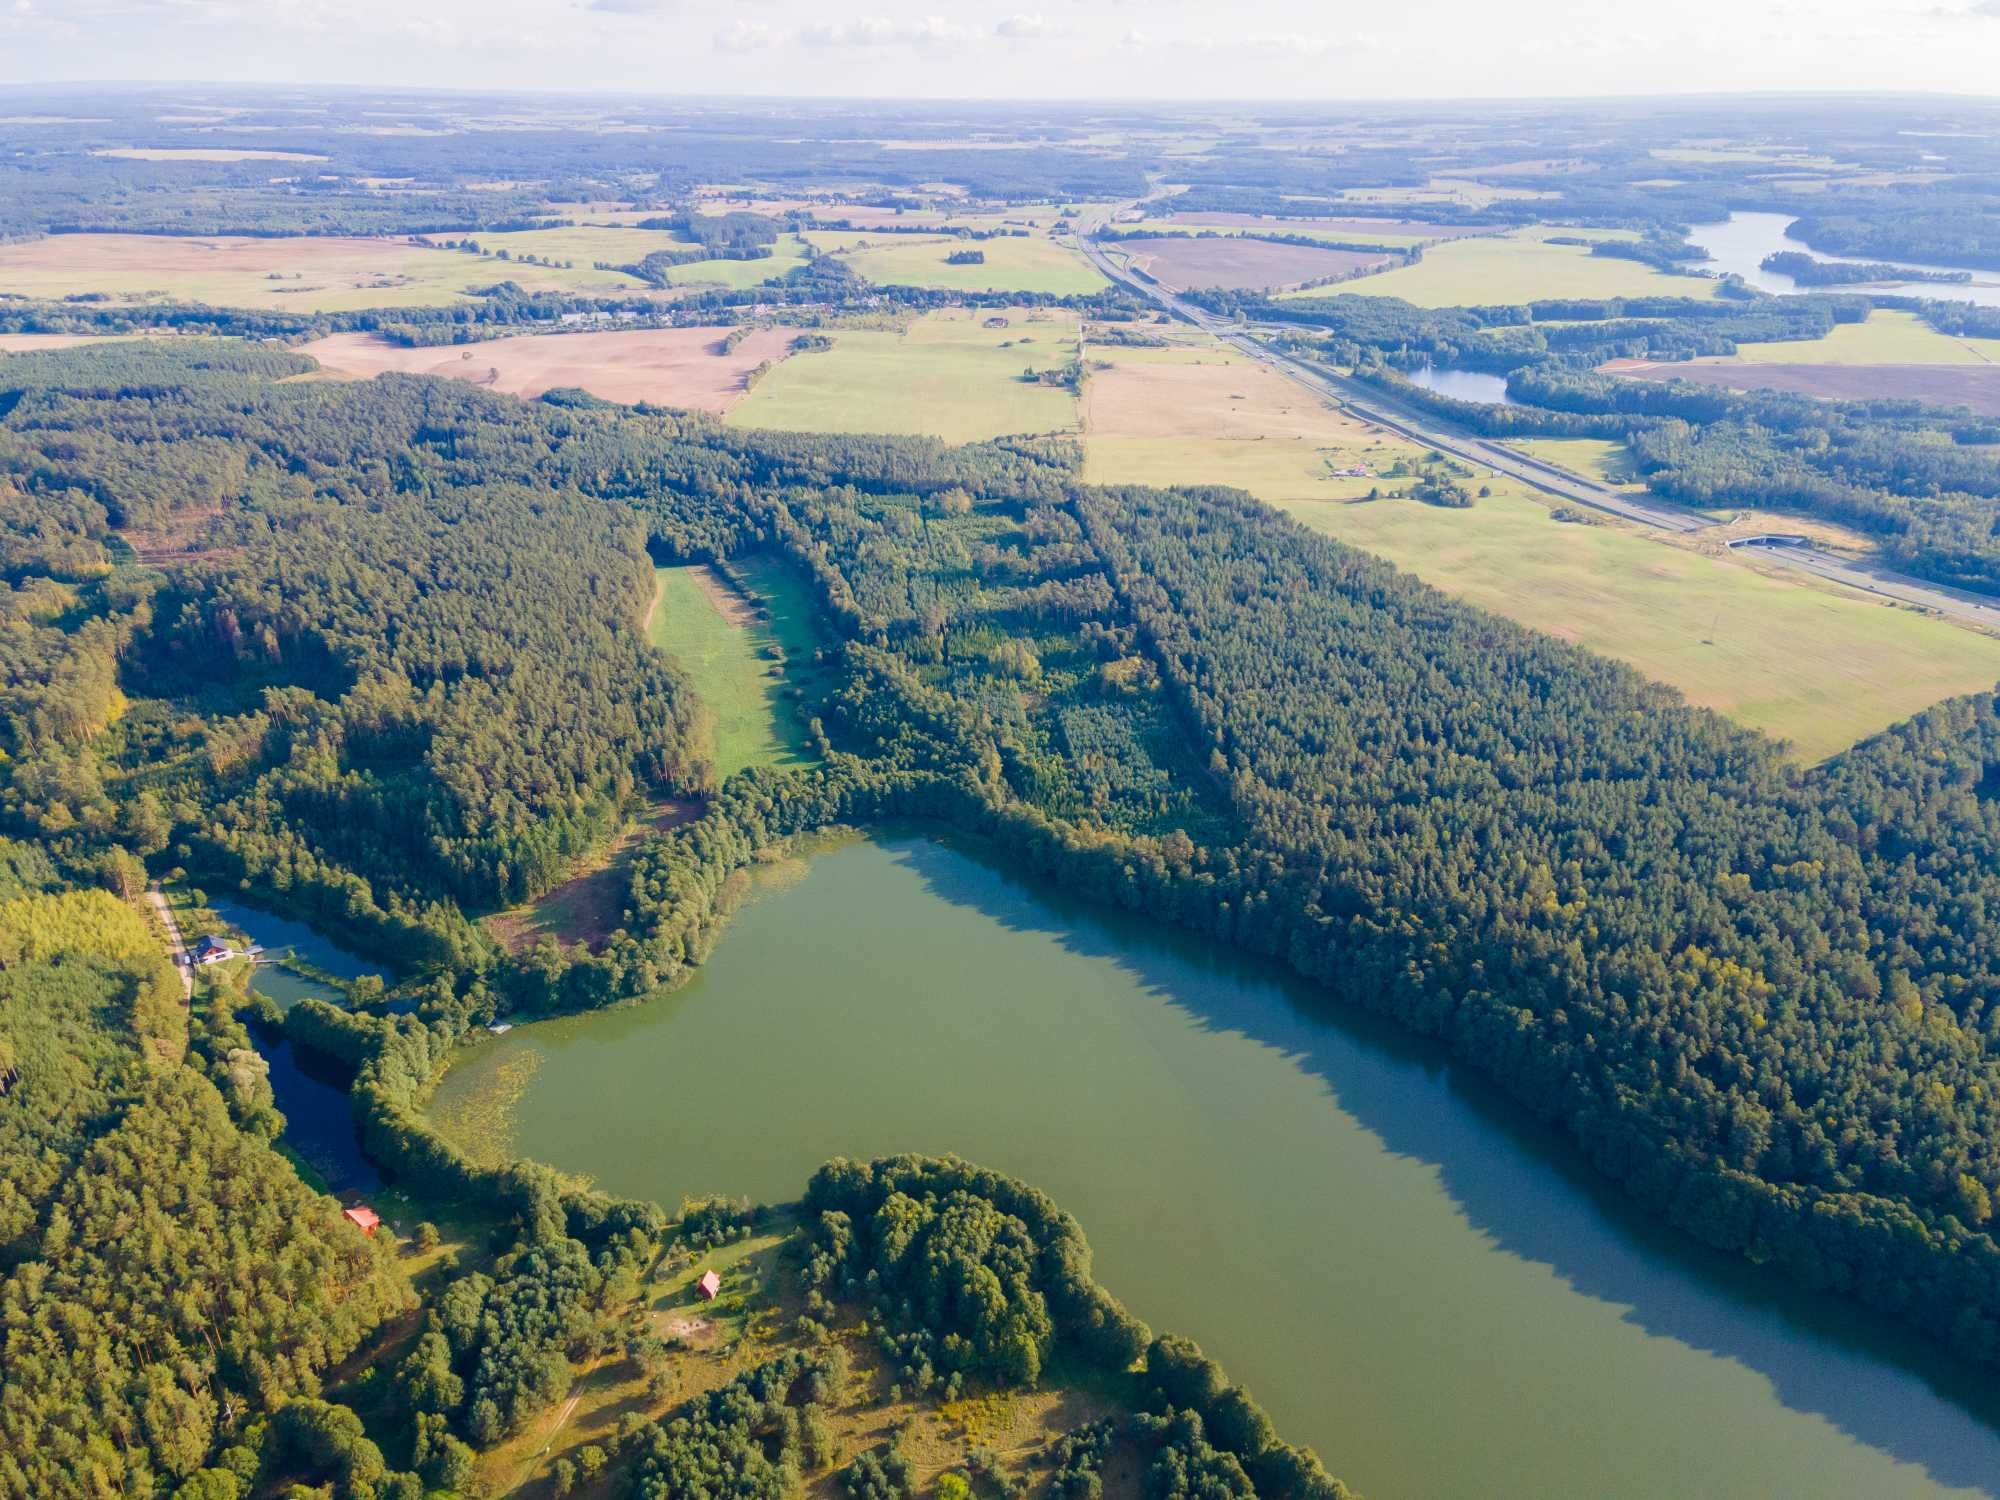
[342,1205,382,1236]
[190,934,234,966]
[696,1269,721,1301]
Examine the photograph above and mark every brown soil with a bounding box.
[0,333,145,352]
[485,798,705,954]
[298,327,799,412]
[690,564,760,627]
[1605,359,2000,415]
[1120,237,1390,292]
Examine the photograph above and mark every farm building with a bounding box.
[696,1269,721,1301]
[342,1205,382,1235]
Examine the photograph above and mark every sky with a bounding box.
[2,0,1999,100]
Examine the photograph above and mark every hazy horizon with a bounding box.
[3,0,1998,103]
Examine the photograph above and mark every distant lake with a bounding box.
[210,897,385,1194]
[1687,211,2000,308]
[1407,363,1510,403]
[428,833,2000,1500]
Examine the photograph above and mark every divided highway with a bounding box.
[1072,210,2000,629]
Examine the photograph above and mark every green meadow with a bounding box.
[1280,488,2000,761]
[648,557,824,781]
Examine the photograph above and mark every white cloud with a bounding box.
[994,12,1046,37]
[718,17,792,49]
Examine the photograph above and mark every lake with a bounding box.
[210,897,386,1194]
[426,834,2000,1500]
[1687,211,2000,308]
[1406,363,1510,404]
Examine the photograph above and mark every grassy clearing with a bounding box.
[803,230,1107,295]
[1721,310,2000,365]
[1280,488,2000,760]
[728,307,1080,442]
[649,557,825,780]
[1308,228,1721,307]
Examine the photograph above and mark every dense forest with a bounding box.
[3,338,1999,1385]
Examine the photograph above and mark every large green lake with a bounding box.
[427,834,2000,1499]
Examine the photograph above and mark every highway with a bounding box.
[1071,209,2000,630]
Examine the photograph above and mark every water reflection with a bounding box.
[1406,363,1511,404]
[209,897,384,1195]
[1687,211,2000,308]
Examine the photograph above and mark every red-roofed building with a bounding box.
[696,1270,721,1301]
[343,1205,382,1235]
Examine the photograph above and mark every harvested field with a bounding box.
[1117,236,1392,291]
[297,326,798,411]
[0,232,648,311]
[1083,338,1416,501]
[0,333,141,353]
[1605,360,2000,415]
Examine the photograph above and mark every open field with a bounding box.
[297,326,798,411]
[0,333,142,353]
[1134,212,1480,246]
[416,224,697,264]
[661,233,812,289]
[1605,359,2000,415]
[1505,437,1647,486]
[0,232,650,311]
[92,146,328,162]
[1083,337,1413,501]
[1719,310,2000,365]
[803,230,1107,295]
[1281,489,2000,760]
[728,306,1080,442]
[649,557,824,780]
[1117,236,1392,290]
[1309,227,1723,307]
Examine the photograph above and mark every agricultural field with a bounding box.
[1310,227,1724,307]
[1606,359,2000,416]
[1123,212,1475,247]
[1113,236,1392,291]
[1082,336,1410,501]
[415,224,697,264]
[648,557,825,780]
[0,332,141,353]
[1719,310,2000,364]
[296,326,799,411]
[0,231,652,311]
[802,230,1107,295]
[662,233,814,289]
[727,306,1081,442]
[1282,488,2000,760]
[91,146,328,161]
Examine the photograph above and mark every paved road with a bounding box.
[1075,209,2000,629]
[147,882,193,1001]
